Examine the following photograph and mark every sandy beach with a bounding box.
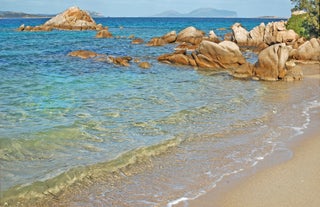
[189,65,320,207]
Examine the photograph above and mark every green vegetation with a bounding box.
[286,13,308,37]
[287,0,319,38]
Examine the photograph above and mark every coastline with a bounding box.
[189,67,320,207]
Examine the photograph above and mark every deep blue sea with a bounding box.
[1,17,319,206]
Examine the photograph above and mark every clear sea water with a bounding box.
[0,17,319,206]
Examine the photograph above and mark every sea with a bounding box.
[0,17,319,206]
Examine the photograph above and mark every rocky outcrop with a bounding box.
[43,6,98,30]
[290,38,320,61]
[18,7,104,31]
[230,21,299,48]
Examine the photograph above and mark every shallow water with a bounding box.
[0,17,319,206]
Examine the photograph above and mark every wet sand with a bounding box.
[189,64,320,207]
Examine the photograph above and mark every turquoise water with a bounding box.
[1,17,319,206]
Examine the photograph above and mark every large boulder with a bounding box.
[195,40,247,69]
[254,43,291,81]
[43,6,98,30]
[290,38,320,61]
[176,26,205,45]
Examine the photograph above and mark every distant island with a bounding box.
[153,8,237,17]
[0,11,104,18]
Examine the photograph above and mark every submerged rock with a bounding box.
[68,50,98,59]
[139,62,152,69]
[132,38,144,44]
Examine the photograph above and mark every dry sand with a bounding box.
[189,64,320,207]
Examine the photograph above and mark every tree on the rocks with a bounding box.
[288,0,319,38]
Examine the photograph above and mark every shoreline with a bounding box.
[189,71,320,207]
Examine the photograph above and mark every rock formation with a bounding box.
[290,38,320,61]
[253,43,291,81]
[230,21,299,48]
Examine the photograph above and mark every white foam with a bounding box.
[167,169,244,207]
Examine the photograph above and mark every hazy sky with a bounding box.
[2,0,293,17]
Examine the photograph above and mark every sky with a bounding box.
[1,0,293,17]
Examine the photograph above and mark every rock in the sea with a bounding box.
[108,56,132,67]
[68,50,98,59]
[254,43,291,81]
[132,38,144,44]
[43,6,98,30]
[290,38,320,61]
[96,29,113,38]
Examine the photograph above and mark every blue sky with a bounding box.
[2,0,293,17]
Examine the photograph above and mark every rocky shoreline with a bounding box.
[18,6,320,81]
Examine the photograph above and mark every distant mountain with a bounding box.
[153,10,183,17]
[154,8,237,17]
[0,11,52,18]
[0,10,105,18]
